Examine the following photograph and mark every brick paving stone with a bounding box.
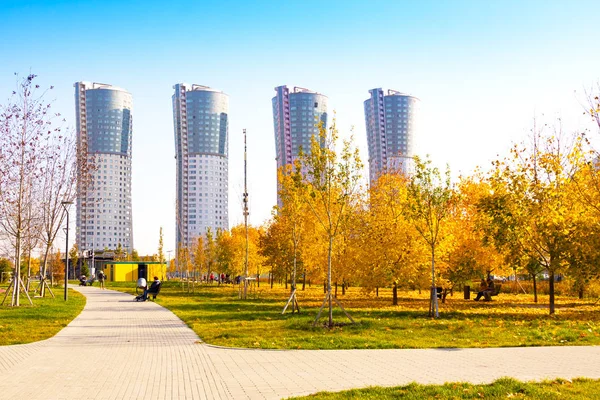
[0,286,599,399]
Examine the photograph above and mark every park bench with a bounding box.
[148,282,162,300]
[134,282,162,302]
[483,283,502,301]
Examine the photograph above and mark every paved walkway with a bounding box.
[0,287,599,400]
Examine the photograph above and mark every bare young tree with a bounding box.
[0,74,57,306]
[37,132,88,297]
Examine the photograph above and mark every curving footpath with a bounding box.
[0,287,599,400]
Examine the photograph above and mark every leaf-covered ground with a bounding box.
[107,281,600,350]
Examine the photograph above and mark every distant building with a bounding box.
[364,88,419,184]
[172,83,229,252]
[272,85,328,204]
[74,82,133,253]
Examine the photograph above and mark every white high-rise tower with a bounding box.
[364,88,419,184]
[172,84,229,253]
[74,82,134,253]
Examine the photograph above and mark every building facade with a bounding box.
[74,82,133,253]
[364,88,419,184]
[272,85,327,203]
[172,84,229,252]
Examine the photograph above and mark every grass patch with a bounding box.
[289,378,600,399]
[0,287,86,345]
[106,281,600,350]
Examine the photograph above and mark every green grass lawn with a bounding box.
[106,281,600,350]
[0,286,86,345]
[289,378,600,399]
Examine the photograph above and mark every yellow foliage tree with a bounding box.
[299,118,363,327]
[481,124,585,314]
[357,173,429,304]
[445,176,508,286]
[403,156,455,318]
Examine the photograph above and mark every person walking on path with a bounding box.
[98,270,106,290]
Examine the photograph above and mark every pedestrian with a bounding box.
[98,269,106,290]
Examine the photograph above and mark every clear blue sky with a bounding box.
[1,0,599,256]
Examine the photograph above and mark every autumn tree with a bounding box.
[157,227,165,268]
[50,248,64,285]
[403,156,454,318]
[69,244,79,277]
[445,176,507,287]
[205,228,217,281]
[0,258,12,282]
[217,225,264,284]
[277,161,309,311]
[481,123,582,314]
[358,173,429,304]
[259,215,294,288]
[300,118,363,328]
[115,243,124,261]
[191,235,206,291]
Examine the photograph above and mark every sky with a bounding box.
[1,0,599,256]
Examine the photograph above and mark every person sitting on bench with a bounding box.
[474,279,487,301]
[475,278,495,301]
[143,276,161,301]
[483,278,495,300]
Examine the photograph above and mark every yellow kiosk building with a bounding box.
[99,262,166,282]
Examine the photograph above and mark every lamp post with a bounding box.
[166,250,173,278]
[61,201,73,301]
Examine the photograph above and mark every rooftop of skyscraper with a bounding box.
[175,83,225,94]
[76,81,129,92]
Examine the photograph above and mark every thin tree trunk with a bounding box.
[335,281,338,297]
[549,270,555,315]
[328,235,333,328]
[342,280,345,296]
[40,246,51,297]
[430,244,439,318]
[532,274,538,303]
[26,251,32,292]
[302,272,306,291]
[376,287,379,297]
[270,270,273,289]
[392,282,398,305]
[12,231,22,306]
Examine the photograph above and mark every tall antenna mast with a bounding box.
[243,128,249,299]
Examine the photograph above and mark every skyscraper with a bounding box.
[364,88,419,184]
[172,84,229,252]
[272,85,328,202]
[74,82,134,253]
